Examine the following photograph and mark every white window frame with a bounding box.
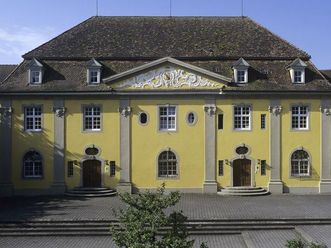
[159,105,176,131]
[291,150,310,177]
[237,70,246,83]
[88,69,101,84]
[158,150,178,178]
[291,105,309,130]
[233,105,251,130]
[24,106,42,131]
[29,70,42,84]
[290,68,305,84]
[23,151,43,178]
[83,106,101,131]
[233,68,248,84]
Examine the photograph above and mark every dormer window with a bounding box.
[89,69,99,84]
[288,58,307,84]
[28,58,43,84]
[87,58,102,84]
[31,71,41,83]
[232,58,250,84]
[294,70,303,83]
[237,70,246,83]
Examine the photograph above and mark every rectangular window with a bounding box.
[261,114,266,129]
[261,160,266,176]
[294,70,302,83]
[90,70,99,83]
[237,70,246,83]
[83,106,101,131]
[110,161,116,176]
[67,161,74,177]
[218,114,223,130]
[234,106,251,130]
[24,106,42,131]
[31,71,40,83]
[159,106,176,131]
[218,160,224,176]
[291,106,308,130]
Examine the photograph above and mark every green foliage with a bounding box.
[286,239,305,248]
[111,184,207,248]
[286,239,327,248]
[309,243,327,248]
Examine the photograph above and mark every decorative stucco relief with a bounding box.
[115,67,221,89]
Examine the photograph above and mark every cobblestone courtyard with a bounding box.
[1,194,331,221]
[1,194,331,247]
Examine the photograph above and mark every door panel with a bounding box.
[83,160,101,187]
[233,159,251,187]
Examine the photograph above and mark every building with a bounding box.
[0,16,330,196]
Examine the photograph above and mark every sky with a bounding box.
[0,0,330,69]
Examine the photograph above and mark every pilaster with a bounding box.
[0,99,13,196]
[118,99,132,194]
[320,100,331,193]
[268,100,283,193]
[51,99,66,194]
[203,99,217,193]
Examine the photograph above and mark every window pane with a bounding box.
[158,151,177,177]
[139,112,148,124]
[218,114,223,130]
[159,106,176,131]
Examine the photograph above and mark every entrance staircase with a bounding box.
[217,186,269,196]
[65,187,117,197]
[0,218,330,236]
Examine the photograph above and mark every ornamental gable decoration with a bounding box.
[105,57,230,91]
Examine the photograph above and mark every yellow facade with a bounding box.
[8,96,324,194]
[11,99,54,189]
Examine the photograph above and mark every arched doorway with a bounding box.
[83,160,101,187]
[233,159,251,187]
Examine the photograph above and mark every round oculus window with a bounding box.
[187,112,196,125]
[235,146,249,155]
[139,112,148,125]
[85,147,99,156]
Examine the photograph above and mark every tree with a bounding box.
[111,184,207,248]
[286,239,327,248]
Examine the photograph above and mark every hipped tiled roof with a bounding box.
[0,65,17,83]
[1,59,328,92]
[23,16,309,60]
[321,70,331,81]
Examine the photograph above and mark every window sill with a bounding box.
[157,176,179,180]
[23,176,43,179]
[290,175,311,179]
[24,129,42,133]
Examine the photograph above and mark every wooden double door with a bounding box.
[233,159,251,187]
[83,160,101,188]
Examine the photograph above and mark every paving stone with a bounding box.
[301,225,331,247]
[0,235,247,248]
[1,194,331,221]
[246,230,299,248]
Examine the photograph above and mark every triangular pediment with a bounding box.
[103,57,230,91]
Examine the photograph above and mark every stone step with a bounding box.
[65,192,117,197]
[67,189,116,195]
[0,226,294,237]
[224,186,264,190]
[0,225,294,232]
[72,187,110,191]
[218,186,269,196]
[221,188,266,193]
[65,187,117,197]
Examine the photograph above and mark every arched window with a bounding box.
[158,150,177,178]
[291,149,310,176]
[23,151,43,178]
